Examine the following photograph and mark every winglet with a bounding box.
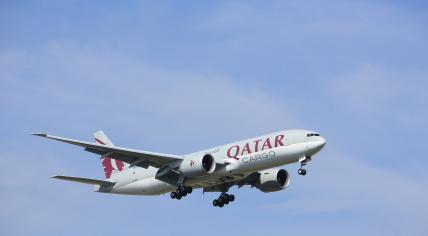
[31,133,48,137]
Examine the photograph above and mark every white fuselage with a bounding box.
[96,129,326,195]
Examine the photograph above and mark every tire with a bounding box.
[301,169,307,175]
[213,199,218,207]
[218,202,224,208]
[187,186,193,194]
[229,194,235,202]
[170,192,176,199]
[179,185,187,193]
[176,194,182,200]
[218,196,224,204]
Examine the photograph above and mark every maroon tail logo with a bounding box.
[96,138,125,178]
[102,157,124,178]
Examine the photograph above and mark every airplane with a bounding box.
[33,129,326,207]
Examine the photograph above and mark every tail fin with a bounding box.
[94,131,128,179]
[94,131,114,146]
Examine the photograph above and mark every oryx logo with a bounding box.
[101,157,124,178]
[190,160,195,167]
[96,138,125,178]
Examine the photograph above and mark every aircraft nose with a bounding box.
[306,137,326,156]
[319,137,326,149]
[314,138,326,152]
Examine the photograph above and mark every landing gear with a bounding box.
[178,185,187,193]
[298,156,311,176]
[213,193,235,208]
[170,184,193,200]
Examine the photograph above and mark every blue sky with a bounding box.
[1,1,427,235]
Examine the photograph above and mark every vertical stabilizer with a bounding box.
[94,131,114,146]
[94,131,128,178]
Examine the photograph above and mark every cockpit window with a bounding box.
[307,133,320,137]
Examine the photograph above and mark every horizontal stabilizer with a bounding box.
[51,175,115,186]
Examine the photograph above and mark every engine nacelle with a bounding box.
[178,154,216,177]
[256,168,291,193]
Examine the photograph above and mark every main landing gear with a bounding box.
[212,193,235,208]
[298,156,311,176]
[170,184,193,200]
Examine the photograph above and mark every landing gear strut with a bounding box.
[170,184,193,200]
[298,156,311,176]
[213,193,235,208]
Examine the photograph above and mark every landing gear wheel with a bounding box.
[170,192,177,199]
[218,196,224,204]
[299,156,310,176]
[178,185,187,193]
[173,185,192,199]
[212,192,236,207]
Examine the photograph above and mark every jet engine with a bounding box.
[178,154,216,177]
[255,168,291,193]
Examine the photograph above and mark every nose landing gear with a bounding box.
[213,193,235,208]
[170,184,193,200]
[298,156,311,176]
[298,168,307,176]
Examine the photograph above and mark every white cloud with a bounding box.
[197,0,427,42]
[0,42,304,234]
[0,151,89,235]
[328,64,397,110]
[0,42,299,149]
[326,64,428,127]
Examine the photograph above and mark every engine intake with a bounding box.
[202,154,215,173]
[178,154,216,177]
[256,168,291,193]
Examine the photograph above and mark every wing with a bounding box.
[202,172,259,192]
[32,133,183,168]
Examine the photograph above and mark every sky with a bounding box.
[1,0,428,235]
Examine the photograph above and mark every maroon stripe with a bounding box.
[95,138,105,145]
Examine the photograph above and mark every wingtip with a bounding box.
[31,133,48,137]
